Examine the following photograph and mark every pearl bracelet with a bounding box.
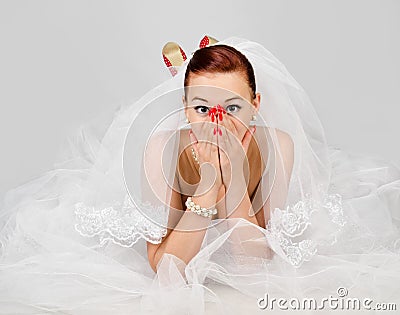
[185,196,217,218]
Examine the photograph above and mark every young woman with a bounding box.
[146,43,294,273]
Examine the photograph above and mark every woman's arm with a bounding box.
[147,175,219,273]
[224,176,259,225]
[221,130,294,258]
[147,125,224,272]
[226,129,294,225]
[223,176,270,258]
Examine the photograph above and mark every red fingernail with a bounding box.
[213,127,216,135]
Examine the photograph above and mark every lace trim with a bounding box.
[74,194,168,247]
[266,192,346,267]
[73,190,346,268]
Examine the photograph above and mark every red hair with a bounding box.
[184,44,256,101]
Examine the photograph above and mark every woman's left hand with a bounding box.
[217,115,256,189]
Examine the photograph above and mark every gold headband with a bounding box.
[162,35,219,76]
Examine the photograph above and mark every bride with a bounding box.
[146,41,295,273]
[1,35,399,314]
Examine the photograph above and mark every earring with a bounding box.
[185,117,189,123]
[251,115,257,121]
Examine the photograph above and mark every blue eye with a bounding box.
[194,105,209,114]
[226,105,241,113]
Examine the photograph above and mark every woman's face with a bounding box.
[182,71,261,141]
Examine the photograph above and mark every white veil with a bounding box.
[73,36,347,267]
[1,36,399,314]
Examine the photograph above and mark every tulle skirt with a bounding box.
[1,144,400,314]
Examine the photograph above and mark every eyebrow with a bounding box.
[191,96,243,103]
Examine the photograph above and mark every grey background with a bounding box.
[0,0,399,201]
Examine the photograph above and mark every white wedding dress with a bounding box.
[1,37,399,315]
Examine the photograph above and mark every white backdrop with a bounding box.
[0,0,399,201]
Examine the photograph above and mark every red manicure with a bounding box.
[213,126,223,136]
[208,107,217,122]
[209,104,226,136]
[216,104,226,121]
[208,104,226,122]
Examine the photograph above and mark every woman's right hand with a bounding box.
[189,121,223,191]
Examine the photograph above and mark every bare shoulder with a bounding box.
[269,127,295,183]
[255,126,294,152]
[273,127,294,147]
